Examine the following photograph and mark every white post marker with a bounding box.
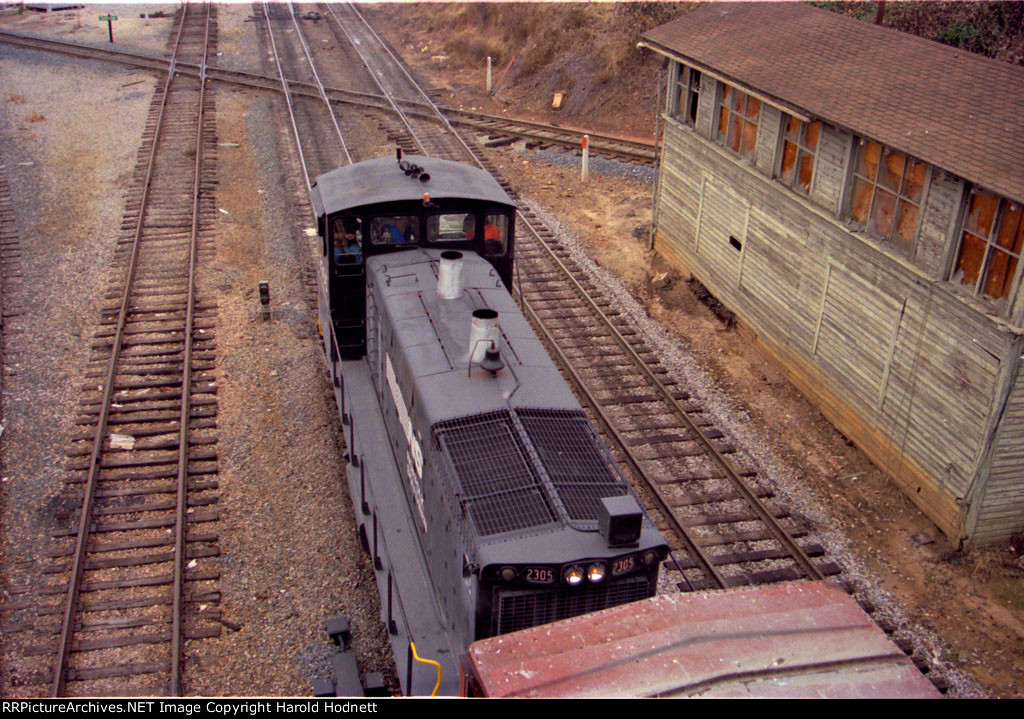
[581,134,590,183]
[486,56,492,93]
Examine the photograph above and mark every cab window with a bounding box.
[482,214,509,255]
[427,212,474,242]
[371,215,418,245]
[331,216,362,264]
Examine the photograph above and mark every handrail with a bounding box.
[409,642,442,697]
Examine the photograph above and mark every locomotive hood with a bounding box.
[368,249,579,424]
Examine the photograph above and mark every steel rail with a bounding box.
[518,215,824,582]
[261,1,314,198]
[171,1,213,697]
[329,2,824,586]
[334,1,487,169]
[0,29,388,108]
[51,4,196,697]
[0,28,655,165]
[285,2,352,165]
[517,296,728,587]
[440,106,657,156]
[319,2,428,154]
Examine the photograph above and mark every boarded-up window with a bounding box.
[849,139,926,254]
[954,189,1024,302]
[777,115,820,196]
[672,64,701,127]
[716,84,759,160]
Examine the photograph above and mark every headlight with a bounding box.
[586,563,607,583]
[563,565,585,586]
[499,566,517,582]
[642,549,659,567]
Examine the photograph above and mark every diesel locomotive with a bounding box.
[311,153,669,696]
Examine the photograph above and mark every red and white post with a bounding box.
[581,134,590,183]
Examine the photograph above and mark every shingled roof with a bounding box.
[641,2,1024,204]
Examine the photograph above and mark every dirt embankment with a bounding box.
[370,1,692,139]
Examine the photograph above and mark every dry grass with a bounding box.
[7,93,24,104]
[423,2,689,80]
[25,111,45,123]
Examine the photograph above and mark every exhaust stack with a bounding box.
[468,308,500,364]
[438,251,464,300]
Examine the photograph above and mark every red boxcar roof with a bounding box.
[466,581,941,698]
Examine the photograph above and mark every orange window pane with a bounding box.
[851,177,873,223]
[731,88,746,114]
[964,190,999,236]
[878,149,906,192]
[995,202,1023,252]
[901,159,927,203]
[741,120,758,156]
[728,116,742,152]
[804,121,820,151]
[856,141,881,180]
[746,97,761,122]
[956,232,987,286]
[797,151,814,193]
[983,249,1018,300]
[785,116,801,143]
[780,141,797,183]
[870,188,897,239]
[718,107,730,140]
[894,199,919,244]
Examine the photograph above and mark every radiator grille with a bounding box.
[435,412,556,536]
[518,409,629,521]
[493,575,651,636]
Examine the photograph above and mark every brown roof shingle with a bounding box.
[642,2,1024,203]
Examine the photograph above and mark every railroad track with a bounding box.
[0,156,23,410]
[8,2,223,697]
[252,1,835,598]
[0,27,655,168]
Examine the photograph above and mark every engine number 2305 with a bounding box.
[525,567,554,584]
[612,556,635,575]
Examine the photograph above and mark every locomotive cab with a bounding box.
[312,153,516,360]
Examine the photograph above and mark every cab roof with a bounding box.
[311,154,515,217]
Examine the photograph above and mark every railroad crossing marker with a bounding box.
[98,15,117,43]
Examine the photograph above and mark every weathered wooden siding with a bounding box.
[696,179,748,290]
[694,73,716,140]
[1014,276,1024,328]
[970,343,1024,543]
[875,290,1002,501]
[809,124,848,214]
[754,105,782,175]
[654,118,1021,543]
[914,170,963,280]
